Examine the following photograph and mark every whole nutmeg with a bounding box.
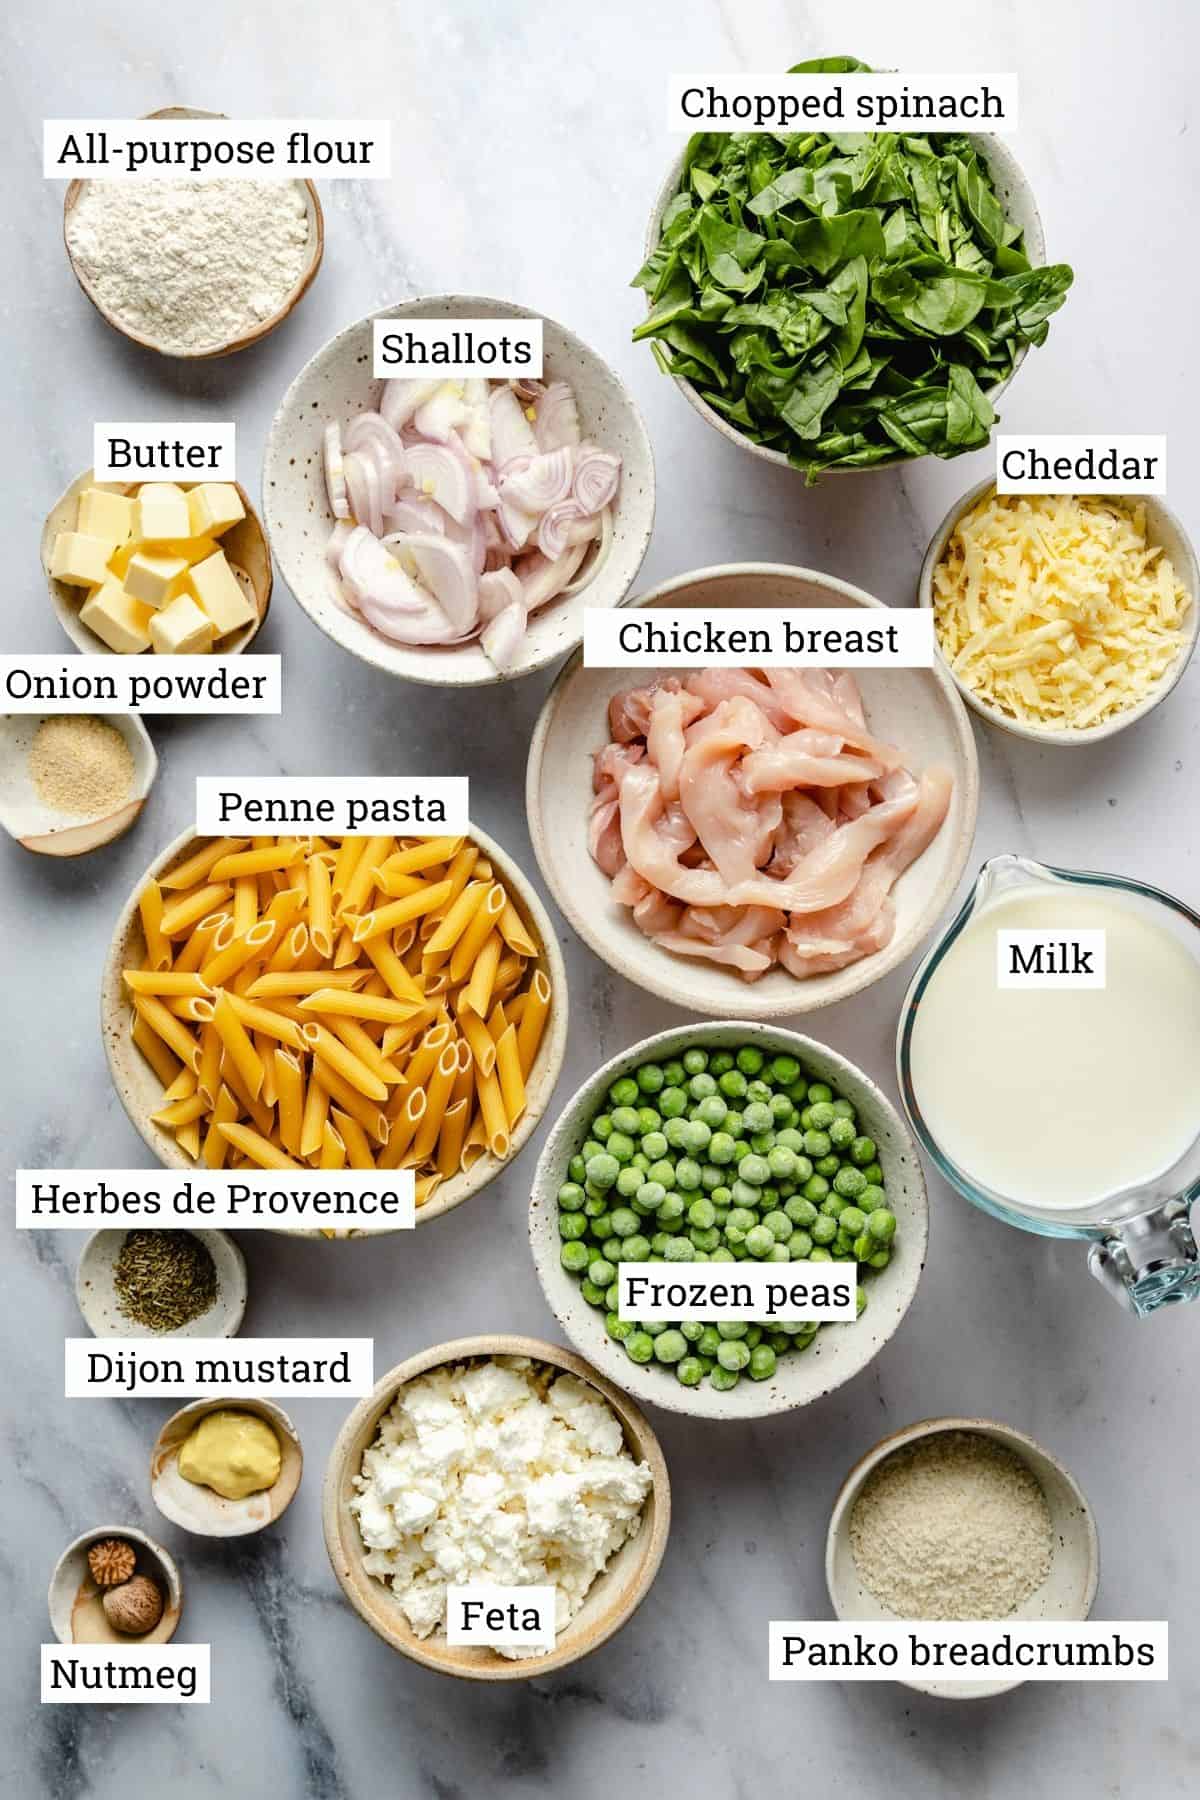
[88,1538,137,1588]
[102,1574,164,1636]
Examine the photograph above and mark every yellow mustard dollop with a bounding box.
[178,1410,282,1500]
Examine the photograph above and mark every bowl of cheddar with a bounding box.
[41,472,272,657]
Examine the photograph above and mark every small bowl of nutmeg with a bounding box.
[49,1525,182,1645]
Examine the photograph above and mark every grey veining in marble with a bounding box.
[4,1,1198,1795]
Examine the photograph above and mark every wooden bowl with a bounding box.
[0,712,156,856]
[919,478,1200,744]
[323,1335,670,1679]
[150,1398,303,1536]
[642,135,1045,475]
[263,294,656,687]
[530,1022,929,1419]
[101,824,569,1233]
[826,1415,1099,1698]
[42,470,271,657]
[526,563,979,1018]
[49,1524,183,1645]
[63,107,324,359]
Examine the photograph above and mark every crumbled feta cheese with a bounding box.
[350,1357,653,1655]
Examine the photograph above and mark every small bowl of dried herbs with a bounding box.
[75,1227,247,1338]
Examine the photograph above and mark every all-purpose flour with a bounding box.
[65,178,310,354]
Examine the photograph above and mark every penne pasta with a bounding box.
[138,879,172,972]
[202,1084,240,1168]
[495,1024,527,1128]
[319,1120,348,1170]
[300,1072,330,1159]
[159,837,248,891]
[211,990,264,1099]
[160,884,233,938]
[218,1121,300,1170]
[275,1048,304,1155]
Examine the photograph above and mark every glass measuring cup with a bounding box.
[896,853,1200,1317]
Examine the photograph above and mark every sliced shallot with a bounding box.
[573,445,622,515]
[324,423,349,519]
[481,599,528,670]
[534,380,581,451]
[380,378,441,431]
[403,443,473,524]
[499,447,574,514]
[383,532,478,636]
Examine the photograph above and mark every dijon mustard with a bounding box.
[178,1409,281,1500]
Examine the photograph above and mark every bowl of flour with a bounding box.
[62,107,324,359]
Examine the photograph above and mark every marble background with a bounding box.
[4,1,1198,1794]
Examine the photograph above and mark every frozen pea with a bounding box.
[664,1117,689,1148]
[682,1120,711,1155]
[592,1117,613,1142]
[770,1054,801,1085]
[623,1234,651,1262]
[650,1232,672,1256]
[861,1163,884,1187]
[696,1095,728,1129]
[680,1321,705,1342]
[811,1214,837,1246]
[853,1233,873,1262]
[785,1195,818,1228]
[859,1185,887,1211]
[561,1241,590,1272]
[718,1069,747,1099]
[653,1329,688,1363]
[688,1072,717,1101]
[580,1280,606,1306]
[600,1237,621,1262]
[676,1357,704,1387]
[838,1206,867,1239]
[749,1344,777,1381]
[745,1326,763,1348]
[828,1117,856,1150]
[585,1152,619,1190]
[625,1331,655,1364]
[559,1212,588,1241]
[641,1320,670,1336]
[745,1224,774,1259]
[688,1197,717,1230]
[568,1154,587,1184]
[605,1282,620,1309]
[834,1166,867,1199]
[807,1082,833,1104]
[809,1246,832,1263]
[700,1164,723,1191]
[710,1051,735,1075]
[850,1135,877,1167]
[768,1146,797,1182]
[822,1194,847,1218]
[659,1087,687,1119]
[710,1246,736,1263]
[710,1365,740,1391]
[814,1154,840,1179]
[609,1077,639,1108]
[736,1046,764,1075]
[682,1048,709,1076]
[641,1132,669,1163]
[697,1325,722,1357]
[609,1208,639,1238]
[588,1257,616,1287]
[807,1102,836,1131]
[708,1131,737,1166]
[803,1174,830,1202]
[738,1153,770,1187]
[615,1166,642,1199]
[717,1321,748,1339]
[664,1237,695,1262]
[867,1208,896,1243]
[745,1080,773,1106]
[867,1248,890,1270]
[606,1313,634,1342]
[661,1060,685,1087]
[749,1133,775,1157]
[636,1063,665,1094]
[768,1330,792,1354]
[557,1182,586,1212]
[856,1287,868,1315]
[742,1101,773,1135]
[804,1130,832,1159]
[767,1242,790,1263]
[610,1106,641,1136]
[718,1339,751,1371]
[831,1098,856,1121]
[730,1180,761,1209]
[675,1159,702,1191]
[762,1210,792,1242]
[606,1132,635,1164]
[658,1194,685,1223]
[647,1160,675,1189]
[770,1094,794,1124]
[637,1107,662,1134]
[788,1229,813,1259]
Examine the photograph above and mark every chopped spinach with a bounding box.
[631,56,1073,478]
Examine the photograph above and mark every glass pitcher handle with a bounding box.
[1087,1201,1200,1317]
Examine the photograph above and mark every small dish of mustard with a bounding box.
[150,1397,302,1536]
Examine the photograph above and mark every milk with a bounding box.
[908,886,1200,1213]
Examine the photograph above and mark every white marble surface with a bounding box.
[5,2,1198,1794]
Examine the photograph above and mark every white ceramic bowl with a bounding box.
[920,479,1200,744]
[529,1022,928,1420]
[642,137,1045,474]
[151,1397,303,1537]
[101,823,568,1233]
[323,1335,670,1679]
[826,1415,1099,1699]
[526,563,978,1018]
[0,713,156,856]
[75,1227,247,1338]
[49,1525,183,1645]
[263,295,656,686]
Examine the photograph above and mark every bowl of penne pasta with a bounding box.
[102,824,568,1233]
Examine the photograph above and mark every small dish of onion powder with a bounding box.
[0,713,157,856]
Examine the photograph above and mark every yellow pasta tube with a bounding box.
[340,835,394,916]
[421,881,487,959]
[275,1049,304,1155]
[209,841,305,880]
[486,999,508,1040]
[458,931,501,1018]
[202,1084,239,1168]
[414,1172,443,1209]
[379,1088,425,1167]
[138,880,172,971]
[258,1035,279,1106]
[497,900,538,956]
[410,1042,459,1163]
[300,1073,330,1159]
[307,851,334,957]
[331,1106,376,1170]
[247,970,365,998]
[211,990,265,1098]
[311,1058,389,1142]
[223,991,305,1050]
[350,879,454,943]
[403,1023,454,1094]
[131,1013,179,1087]
[123,970,211,998]
[218,1054,275,1136]
[163,995,215,1023]
[517,970,551,1076]
[173,910,229,974]
[176,1119,202,1159]
[328,1018,403,1087]
[232,875,258,936]
[436,1098,469,1178]
[449,1039,474,1108]
[460,1114,489,1171]
[218,1121,300,1171]
[456,1007,496,1077]
[319,1120,347,1169]
[378,837,463,878]
[380,1009,437,1060]
[197,1024,222,1108]
[448,885,506,983]
[300,1024,388,1102]
[159,1067,198,1105]
[298,989,425,1024]
[359,933,426,1004]
[201,919,276,988]
[368,870,427,901]
[439,844,480,910]
[159,837,248,890]
[160,884,233,938]
[152,1092,209,1129]
[332,925,359,968]
[267,922,309,974]
[330,836,367,904]
[474,1065,510,1159]
[495,1024,526,1127]
[133,994,201,1071]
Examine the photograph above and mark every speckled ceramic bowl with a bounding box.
[642,135,1046,474]
[826,1416,1099,1699]
[151,1398,303,1537]
[323,1335,670,1679]
[49,1525,183,1645]
[526,563,979,1019]
[75,1226,247,1338]
[0,712,156,856]
[530,1023,928,1419]
[919,479,1200,744]
[263,295,656,687]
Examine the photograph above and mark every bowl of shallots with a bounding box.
[264,296,656,687]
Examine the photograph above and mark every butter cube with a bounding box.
[51,531,115,588]
[150,593,216,655]
[153,536,220,568]
[188,550,257,636]
[108,542,136,578]
[79,577,154,653]
[187,483,245,538]
[125,550,190,610]
[133,482,191,542]
[76,487,134,547]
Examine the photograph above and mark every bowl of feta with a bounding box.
[322,1335,670,1678]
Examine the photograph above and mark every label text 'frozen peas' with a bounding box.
[618,1263,856,1323]
[17,1170,415,1232]
[373,318,543,379]
[996,435,1167,494]
[42,1645,210,1705]
[44,119,391,179]
[195,777,469,836]
[668,73,1018,133]
[445,1586,556,1651]
[768,1621,1168,1682]
[93,422,236,482]
[65,1338,375,1398]
[1,655,281,715]
[584,608,933,669]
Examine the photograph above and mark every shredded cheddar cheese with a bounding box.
[932,491,1192,729]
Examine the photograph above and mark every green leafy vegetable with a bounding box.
[631,54,1073,477]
